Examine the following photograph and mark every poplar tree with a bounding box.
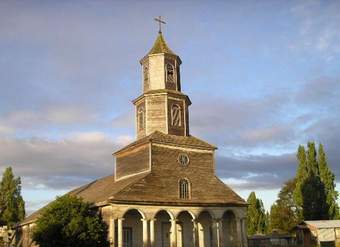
[318,144,339,219]
[306,142,319,176]
[247,192,258,235]
[293,145,307,220]
[293,142,333,220]
[0,167,25,226]
[301,173,328,220]
[247,192,267,235]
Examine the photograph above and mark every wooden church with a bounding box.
[18,24,248,247]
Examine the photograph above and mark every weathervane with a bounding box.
[154,16,166,33]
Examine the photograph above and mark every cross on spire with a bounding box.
[154,16,166,33]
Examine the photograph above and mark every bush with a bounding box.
[32,195,109,247]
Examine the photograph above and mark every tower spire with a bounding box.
[154,16,166,33]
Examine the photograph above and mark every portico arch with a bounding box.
[154,210,173,247]
[177,211,194,247]
[197,211,213,247]
[121,209,145,247]
[222,210,238,247]
[122,208,146,219]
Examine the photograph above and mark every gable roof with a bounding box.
[304,220,340,229]
[114,131,217,155]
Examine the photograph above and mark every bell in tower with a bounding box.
[133,21,191,139]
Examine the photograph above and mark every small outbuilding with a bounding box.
[294,220,340,247]
[248,231,295,247]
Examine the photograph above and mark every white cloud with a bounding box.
[0,131,122,190]
[70,131,109,143]
[0,105,97,135]
[290,0,340,59]
[0,124,14,135]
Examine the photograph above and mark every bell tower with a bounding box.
[140,32,182,92]
[133,21,191,139]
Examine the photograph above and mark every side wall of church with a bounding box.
[115,144,150,180]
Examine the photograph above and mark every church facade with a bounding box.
[18,31,248,247]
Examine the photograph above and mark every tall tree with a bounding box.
[293,142,332,221]
[306,142,319,176]
[301,174,329,220]
[247,192,267,235]
[293,145,307,220]
[0,167,25,226]
[270,179,298,233]
[318,144,339,219]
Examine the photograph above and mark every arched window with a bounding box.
[171,104,181,127]
[179,179,190,199]
[137,107,145,131]
[166,63,175,83]
[143,65,149,82]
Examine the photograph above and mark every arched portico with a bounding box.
[116,209,147,247]
[109,205,247,247]
[222,210,238,247]
[197,211,213,247]
[176,211,194,247]
[154,210,172,247]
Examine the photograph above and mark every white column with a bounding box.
[192,219,199,247]
[197,222,204,247]
[242,218,248,247]
[142,219,149,247]
[109,218,115,247]
[150,219,155,247]
[212,219,223,247]
[118,218,124,247]
[170,219,177,247]
[219,219,224,247]
[236,218,242,247]
[177,223,183,247]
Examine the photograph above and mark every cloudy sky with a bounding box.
[1,0,340,214]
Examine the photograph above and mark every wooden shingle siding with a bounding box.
[146,95,167,134]
[112,142,245,205]
[116,144,150,180]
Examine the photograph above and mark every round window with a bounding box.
[178,153,189,166]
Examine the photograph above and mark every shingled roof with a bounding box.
[20,172,150,225]
[115,131,217,155]
[21,170,245,225]
[21,132,243,226]
[147,32,176,55]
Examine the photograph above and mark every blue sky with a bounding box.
[1,0,340,214]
